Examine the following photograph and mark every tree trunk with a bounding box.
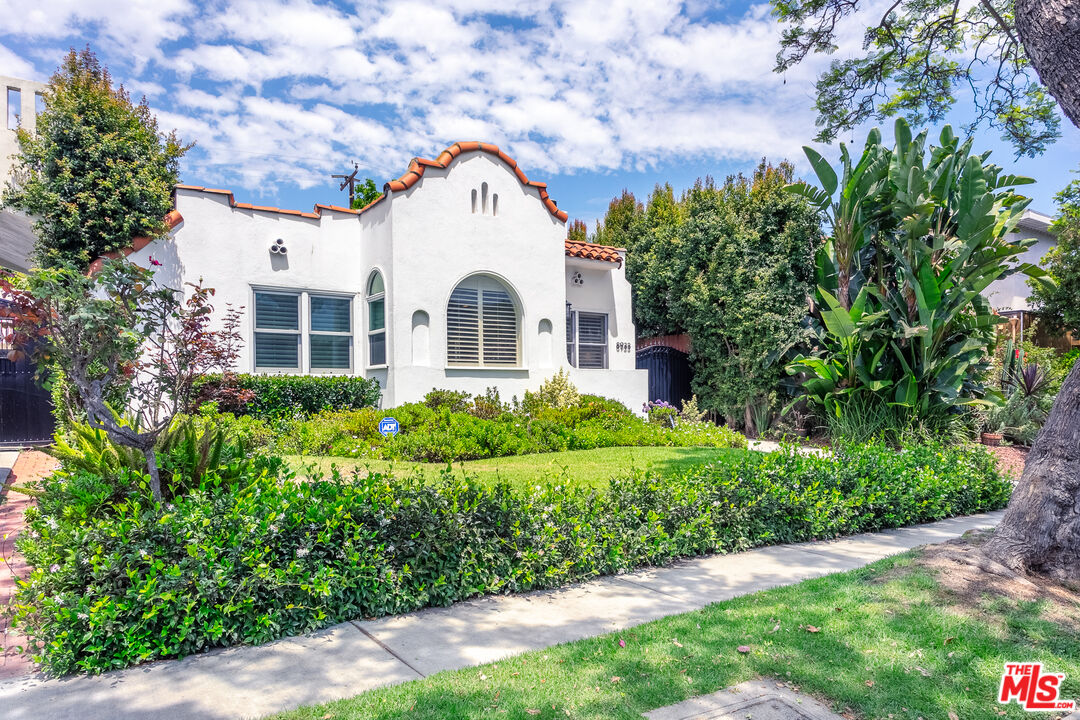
[142,446,163,503]
[983,361,1080,581]
[1014,0,1080,129]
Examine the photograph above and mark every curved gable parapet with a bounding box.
[384,141,569,223]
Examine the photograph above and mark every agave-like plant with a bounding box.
[1006,363,1053,399]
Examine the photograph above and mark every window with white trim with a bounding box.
[447,275,520,366]
[566,310,608,369]
[367,271,386,366]
[254,291,301,371]
[310,295,352,370]
[253,290,354,372]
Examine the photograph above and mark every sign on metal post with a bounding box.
[378,417,399,437]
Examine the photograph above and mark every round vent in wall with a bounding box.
[571,271,583,286]
[270,238,287,255]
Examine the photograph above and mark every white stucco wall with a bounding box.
[1,76,48,272]
[127,149,648,413]
[984,220,1058,310]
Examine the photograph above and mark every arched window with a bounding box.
[367,271,386,366]
[447,275,520,366]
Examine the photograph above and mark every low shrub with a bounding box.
[270,396,746,462]
[194,374,382,419]
[423,388,472,413]
[530,368,579,409]
[643,399,678,426]
[14,439,1011,675]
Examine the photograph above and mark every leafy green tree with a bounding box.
[591,190,643,249]
[679,163,822,429]
[1029,171,1080,337]
[566,219,588,243]
[2,48,189,267]
[623,184,685,336]
[350,177,381,209]
[771,0,1080,157]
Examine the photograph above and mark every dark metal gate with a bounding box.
[635,344,693,408]
[0,323,55,446]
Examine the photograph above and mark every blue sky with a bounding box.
[1,0,1077,227]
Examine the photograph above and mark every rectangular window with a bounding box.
[569,311,608,369]
[7,88,21,130]
[34,92,45,119]
[310,295,352,370]
[253,291,300,370]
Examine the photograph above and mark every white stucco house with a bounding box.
[983,209,1057,312]
[95,141,648,411]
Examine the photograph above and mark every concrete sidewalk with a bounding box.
[0,510,1004,720]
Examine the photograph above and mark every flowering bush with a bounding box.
[643,399,678,426]
[13,439,1010,675]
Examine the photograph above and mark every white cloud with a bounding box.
[0,42,39,78]
[0,0,895,200]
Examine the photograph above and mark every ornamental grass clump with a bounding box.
[14,439,1010,675]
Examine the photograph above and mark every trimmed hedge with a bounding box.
[14,440,1010,675]
[195,374,381,419]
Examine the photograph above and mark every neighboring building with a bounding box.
[0,75,47,272]
[983,209,1056,312]
[99,141,649,410]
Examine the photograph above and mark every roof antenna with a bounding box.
[331,162,360,206]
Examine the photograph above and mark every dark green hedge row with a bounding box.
[195,373,382,419]
[14,441,1010,675]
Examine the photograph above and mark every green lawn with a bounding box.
[270,545,1080,720]
[287,446,748,491]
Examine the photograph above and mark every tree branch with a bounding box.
[978,0,1019,46]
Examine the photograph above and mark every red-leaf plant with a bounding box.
[0,259,244,501]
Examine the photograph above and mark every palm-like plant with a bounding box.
[786,119,1056,432]
[788,129,891,309]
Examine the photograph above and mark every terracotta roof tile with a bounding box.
[564,240,623,266]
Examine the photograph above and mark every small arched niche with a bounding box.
[537,318,553,367]
[412,310,430,366]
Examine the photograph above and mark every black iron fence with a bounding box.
[0,317,55,446]
[635,344,693,408]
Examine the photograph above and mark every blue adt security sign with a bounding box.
[378,417,400,437]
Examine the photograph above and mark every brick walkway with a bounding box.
[1,450,58,680]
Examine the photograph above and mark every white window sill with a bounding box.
[367,364,389,370]
[445,366,527,371]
